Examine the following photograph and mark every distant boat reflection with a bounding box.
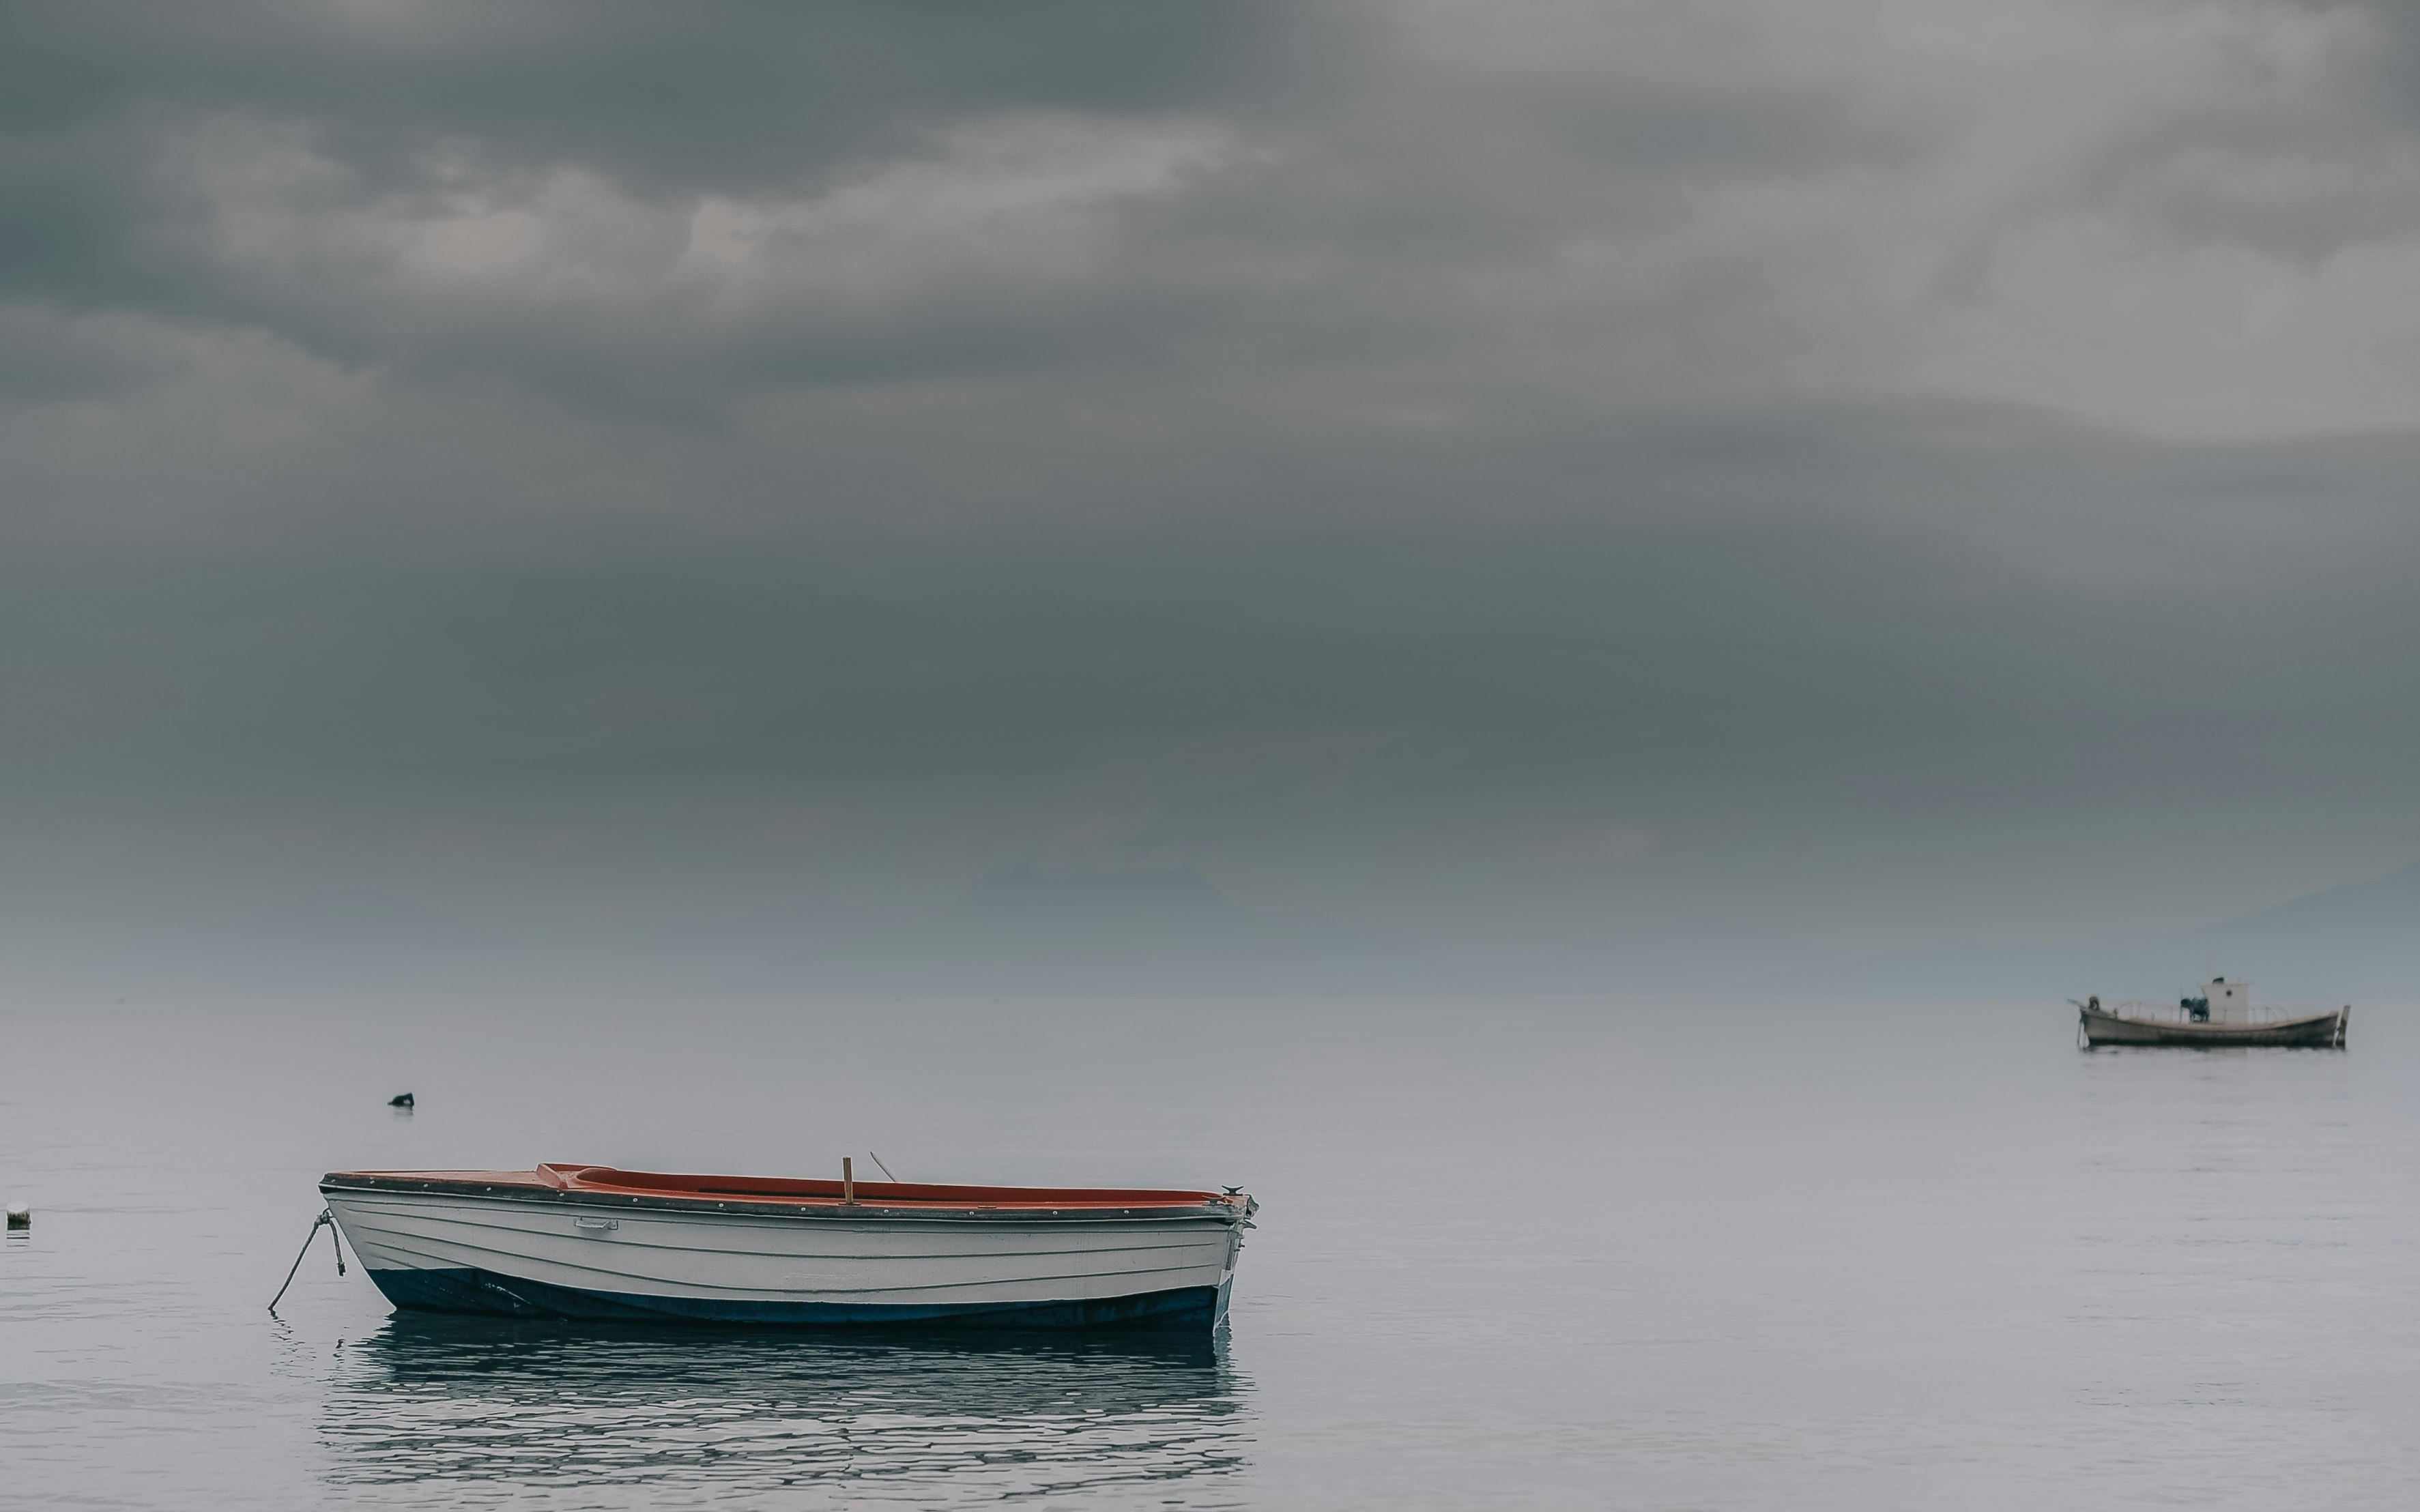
[323,1315,1251,1502]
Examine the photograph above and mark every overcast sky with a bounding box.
[8,0,2420,976]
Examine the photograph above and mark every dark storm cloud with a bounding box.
[0,0,1939,414]
[9,403,2415,798]
[8,0,2420,974]
[7,1,2414,429]
[1,0,1316,185]
[0,0,1351,405]
[1982,1,2420,270]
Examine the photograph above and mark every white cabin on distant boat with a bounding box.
[2200,976,2251,1024]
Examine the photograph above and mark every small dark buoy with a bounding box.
[388,1092,415,1109]
[6,1202,28,1231]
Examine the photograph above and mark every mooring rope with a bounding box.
[267,1210,345,1313]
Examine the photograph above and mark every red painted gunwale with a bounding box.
[326,1164,1243,1214]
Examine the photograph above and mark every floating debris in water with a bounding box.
[388,1092,415,1110]
[6,1202,28,1231]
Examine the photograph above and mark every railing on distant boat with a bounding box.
[2103,1000,2341,1026]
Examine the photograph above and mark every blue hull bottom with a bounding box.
[367,1267,1228,1331]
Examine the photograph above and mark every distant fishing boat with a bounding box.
[2077,976,2348,1049]
[321,1163,1254,1330]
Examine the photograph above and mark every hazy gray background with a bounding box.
[8,0,2420,998]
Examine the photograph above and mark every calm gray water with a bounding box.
[6,993,2419,1508]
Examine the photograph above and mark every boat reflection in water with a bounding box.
[322,1314,1250,1503]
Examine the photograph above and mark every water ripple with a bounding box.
[319,1317,1251,1507]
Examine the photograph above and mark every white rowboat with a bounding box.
[322,1163,1256,1331]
